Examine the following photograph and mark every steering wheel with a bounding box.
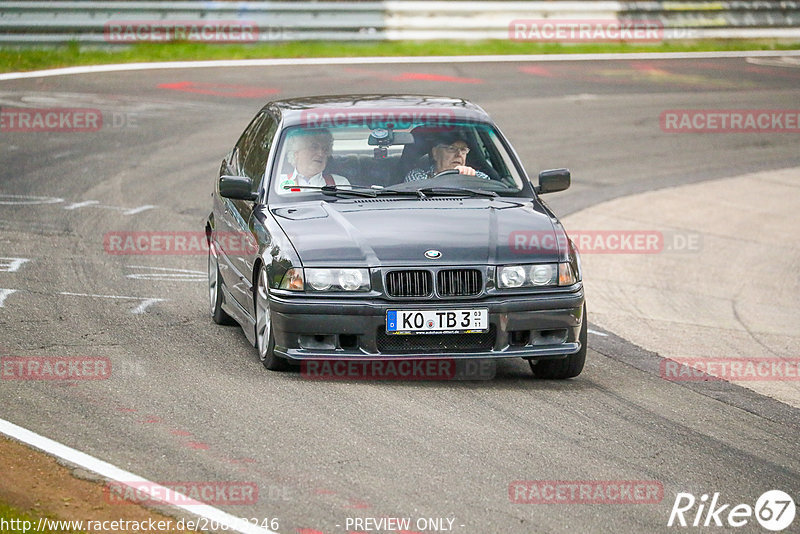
[431,169,461,179]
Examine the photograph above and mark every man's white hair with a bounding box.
[285,128,333,166]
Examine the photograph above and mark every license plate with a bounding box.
[386,309,489,334]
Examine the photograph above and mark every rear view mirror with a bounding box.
[219,175,258,201]
[536,169,571,194]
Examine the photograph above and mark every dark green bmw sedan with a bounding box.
[206,95,586,378]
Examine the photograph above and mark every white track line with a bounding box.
[129,265,205,274]
[58,291,165,314]
[0,418,276,534]
[0,288,17,308]
[1,50,800,81]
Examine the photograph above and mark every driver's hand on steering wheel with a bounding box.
[453,165,477,176]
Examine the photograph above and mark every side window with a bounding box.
[233,112,265,175]
[243,115,278,191]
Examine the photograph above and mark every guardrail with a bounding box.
[0,1,798,45]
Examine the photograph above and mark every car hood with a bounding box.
[271,198,564,267]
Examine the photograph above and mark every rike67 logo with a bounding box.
[668,490,795,531]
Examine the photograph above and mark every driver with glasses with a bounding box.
[404,131,489,182]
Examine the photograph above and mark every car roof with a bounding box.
[263,94,493,127]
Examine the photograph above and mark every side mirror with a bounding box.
[536,168,571,194]
[219,175,258,201]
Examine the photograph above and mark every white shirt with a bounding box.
[276,168,350,194]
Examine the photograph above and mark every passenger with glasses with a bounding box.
[404,131,489,182]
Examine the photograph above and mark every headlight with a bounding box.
[307,269,333,291]
[498,265,526,288]
[530,264,557,286]
[498,263,576,288]
[338,269,367,291]
[304,268,370,292]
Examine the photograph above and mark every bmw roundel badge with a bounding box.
[424,250,442,259]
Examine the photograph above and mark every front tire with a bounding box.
[208,243,235,325]
[529,304,587,379]
[255,266,289,371]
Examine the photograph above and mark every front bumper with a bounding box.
[269,288,585,361]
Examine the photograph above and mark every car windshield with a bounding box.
[268,119,527,200]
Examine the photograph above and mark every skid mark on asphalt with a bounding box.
[158,81,280,98]
[342,67,483,84]
[344,498,372,510]
[518,65,555,77]
[747,56,800,69]
[184,441,211,450]
[598,61,753,89]
[223,456,257,465]
[392,72,483,84]
[0,91,206,114]
[515,60,759,89]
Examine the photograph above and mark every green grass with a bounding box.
[0,502,85,534]
[1,39,799,73]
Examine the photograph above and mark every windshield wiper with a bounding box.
[374,188,428,199]
[415,186,497,198]
[283,184,377,198]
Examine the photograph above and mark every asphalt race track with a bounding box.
[1,55,799,533]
